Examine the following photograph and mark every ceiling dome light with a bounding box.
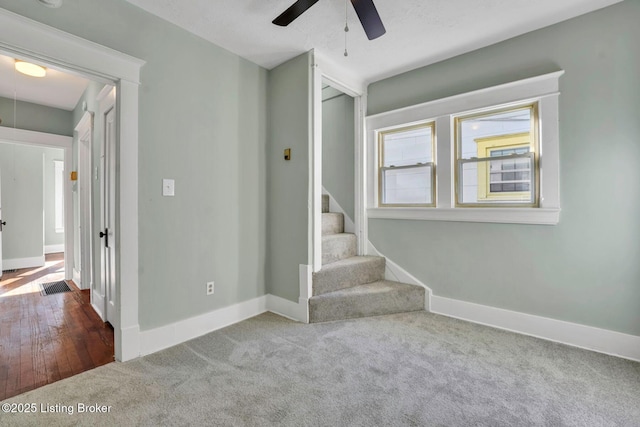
[15,60,47,78]
[37,0,63,8]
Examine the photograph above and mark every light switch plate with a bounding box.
[162,179,175,196]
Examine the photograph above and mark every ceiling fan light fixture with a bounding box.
[37,0,63,8]
[15,60,47,78]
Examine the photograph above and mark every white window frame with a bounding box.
[365,71,563,225]
[378,121,436,207]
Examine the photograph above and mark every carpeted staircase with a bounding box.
[309,195,425,323]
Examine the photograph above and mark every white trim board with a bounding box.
[366,241,432,311]
[45,244,64,254]
[431,295,640,362]
[139,294,307,357]
[2,256,45,270]
[140,296,268,356]
[267,294,307,323]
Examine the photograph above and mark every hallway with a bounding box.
[0,253,114,400]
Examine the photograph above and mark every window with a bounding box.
[366,71,562,225]
[378,122,435,206]
[455,104,538,206]
[54,160,64,233]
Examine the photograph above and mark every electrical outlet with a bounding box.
[206,281,215,295]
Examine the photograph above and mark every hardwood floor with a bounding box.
[0,253,114,401]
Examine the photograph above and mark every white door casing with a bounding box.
[76,112,94,291]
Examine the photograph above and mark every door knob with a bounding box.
[0,220,5,232]
[99,228,109,247]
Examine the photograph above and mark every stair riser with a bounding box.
[309,286,425,323]
[322,234,357,265]
[322,213,344,235]
[313,257,385,295]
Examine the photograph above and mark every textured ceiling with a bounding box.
[124,0,622,85]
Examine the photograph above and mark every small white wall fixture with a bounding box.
[0,8,145,362]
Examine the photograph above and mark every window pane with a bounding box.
[458,108,532,160]
[382,125,432,167]
[379,123,435,206]
[382,165,432,205]
[459,157,534,204]
[455,104,538,206]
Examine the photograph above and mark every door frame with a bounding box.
[0,128,73,281]
[0,8,145,361]
[302,51,365,315]
[75,111,94,291]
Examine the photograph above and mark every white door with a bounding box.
[99,88,117,324]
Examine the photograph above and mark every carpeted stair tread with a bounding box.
[322,194,330,213]
[312,256,385,295]
[322,212,344,235]
[309,280,425,323]
[322,233,357,265]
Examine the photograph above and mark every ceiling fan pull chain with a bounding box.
[344,0,349,57]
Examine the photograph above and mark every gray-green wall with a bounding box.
[0,143,64,261]
[0,96,73,136]
[367,1,640,336]
[0,1,268,330]
[0,142,44,261]
[266,52,311,302]
[322,86,354,221]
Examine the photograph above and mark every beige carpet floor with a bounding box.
[1,311,639,426]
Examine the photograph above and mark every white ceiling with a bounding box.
[124,0,622,85]
[0,0,621,109]
[0,53,89,111]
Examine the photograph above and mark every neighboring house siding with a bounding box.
[366,1,640,336]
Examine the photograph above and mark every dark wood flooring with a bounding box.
[0,253,114,401]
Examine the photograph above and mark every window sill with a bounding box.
[367,207,560,225]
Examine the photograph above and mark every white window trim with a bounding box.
[365,71,563,225]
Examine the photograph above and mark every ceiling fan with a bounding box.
[273,0,386,40]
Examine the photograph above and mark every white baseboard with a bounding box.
[267,294,307,322]
[118,324,141,362]
[139,295,269,356]
[431,295,640,362]
[2,256,44,270]
[44,244,64,254]
[366,241,432,310]
[138,294,310,358]
[72,268,81,287]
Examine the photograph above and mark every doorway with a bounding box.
[321,80,356,234]
[0,8,144,362]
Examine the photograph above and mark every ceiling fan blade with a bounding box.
[350,0,386,40]
[273,0,321,26]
